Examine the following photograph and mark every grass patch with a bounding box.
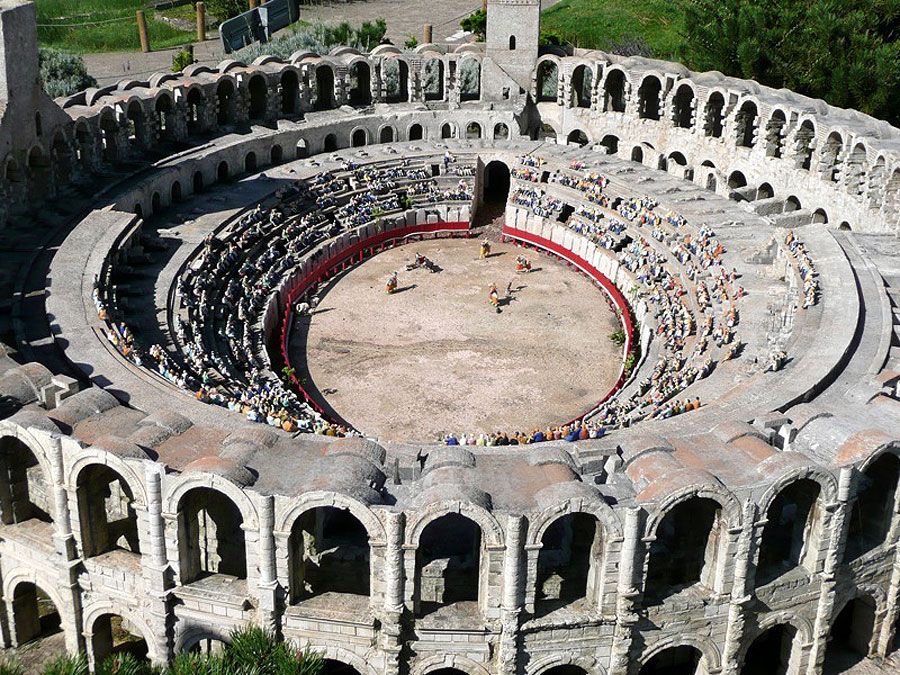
[540,0,684,59]
[35,0,195,53]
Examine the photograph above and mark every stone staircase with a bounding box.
[883,275,900,371]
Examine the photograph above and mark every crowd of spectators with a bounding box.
[784,230,819,308]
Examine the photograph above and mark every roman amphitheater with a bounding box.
[0,0,900,672]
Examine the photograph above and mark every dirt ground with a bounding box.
[293,238,623,442]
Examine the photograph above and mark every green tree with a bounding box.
[206,0,247,22]
[460,9,487,40]
[38,48,97,98]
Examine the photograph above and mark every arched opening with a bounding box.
[604,69,626,113]
[728,171,747,189]
[638,75,662,120]
[567,129,588,146]
[126,101,146,148]
[76,465,140,558]
[459,58,481,101]
[441,123,454,139]
[839,221,851,231]
[186,88,205,135]
[845,453,900,561]
[631,146,644,164]
[27,146,53,200]
[51,132,73,184]
[466,122,482,140]
[757,182,774,200]
[351,129,367,147]
[75,123,92,167]
[537,60,559,103]
[640,646,702,675]
[535,512,603,616]
[244,151,257,173]
[216,161,229,182]
[177,487,247,583]
[423,59,444,101]
[193,171,204,193]
[11,582,61,646]
[34,111,42,137]
[824,596,876,670]
[248,75,268,120]
[315,65,335,110]
[672,84,694,128]
[845,143,868,196]
[184,635,228,654]
[822,132,843,182]
[571,65,592,108]
[706,174,717,192]
[151,191,161,215]
[669,152,687,166]
[216,80,235,127]
[755,480,822,586]
[812,208,828,224]
[735,101,758,147]
[155,94,175,139]
[539,123,557,142]
[600,134,618,155]
[99,111,119,163]
[0,436,51,525]
[765,110,787,158]
[323,133,338,152]
[349,61,372,106]
[288,506,370,604]
[91,613,149,664]
[134,203,143,219]
[409,124,424,141]
[415,513,482,617]
[795,120,815,171]
[509,35,516,50]
[483,160,510,205]
[270,144,283,164]
[494,123,509,140]
[704,92,725,138]
[383,59,409,103]
[542,667,589,675]
[324,660,362,675]
[657,155,668,172]
[281,70,300,114]
[866,157,886,207]
[741,624,798,675]
[644,497,724,604]
[784,196,801,213]
[171,180,183,203]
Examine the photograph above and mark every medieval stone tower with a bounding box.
[482,0,541,100]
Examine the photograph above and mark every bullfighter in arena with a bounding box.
[489,283,500,312]
[515,254,532,273]
[385,271,399,294]
[480,239,492,259]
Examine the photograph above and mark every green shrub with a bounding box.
[206,0,247,22]
[0,656,24,675]
[172,48,194,73]
[238,19,386,62]
[609,329,626,346]
[404,35,418,50]
[41,653,88,675]
[460,9,486,40]
[38,48,97,98]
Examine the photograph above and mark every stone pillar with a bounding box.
[876,478,900,656]
[806,467,852,674]
[142,464,171,665]
[380,511,405,675]
[609,508,642,675]
[257,495,279,632]
[423,24,432,44]
[721,501,757,675]
[498,515,524,675]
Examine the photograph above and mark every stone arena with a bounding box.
[0,0,899,673]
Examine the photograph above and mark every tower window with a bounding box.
[35,112,42,137]
[509,36,516,50]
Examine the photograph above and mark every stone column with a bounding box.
[381,511,405,675]
[722,501,757,675]
[609,508,642,675]
[876,478,900,656]
[142,464,171,665]
[806,467,852,675]
[257,495,279,632]
[498,515,524,675]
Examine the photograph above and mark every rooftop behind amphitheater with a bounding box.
[1,0,900,673]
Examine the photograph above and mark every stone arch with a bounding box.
[315,64,336,110]
[600,134,618,155]
[74,121,92,167]
[270,144,284,164]
[794,119,816,170]
[186,86,207,134]
[812,207,828,224]
[703,91,725,138]
[631,146,644,164]
[378,125,395,144]
[423,58,445,101]
[51,130,73,183]
[765,109,788,158]
[281,69,300,114]
[216,78,236,126]
[163,473,259,530]
[672,83,695,128]
[728,170,747,189]
[844,142,868,196]
[217,160,229,181]
[441,122,455,139]
[603,68,627,113]
[536,58,560,103]
[0,431,54,525]
[244,150,257,173]
[348,60,372,106]
[383,58,410,103]
[27,144,53,199]
[276,491,386,544]
[570,64,593,108]
[637,74,662,120]
[193,170,204,192]
[247,74,268,120]
[669,151,687,166]
[866,155,887,206]
[706,174,717,191]
[824,593,878,668]
[82,601,155,664]
[176,624,231,654]
[406,500,503,549]
[172,485,248,582]
[757,182,774,200]
[310,646,378,675]
[125,99,147,148]
[567,129,589,146]
[845,450,900,561]
[526,654,604,675]
[351,127,368,147]
[5,575,68,648]
[493,123,510,140]
[738,622,800,675]
[458,57,481,101]
[323,133,338,152]
[527,497,622,546]
[466,121,482,140]
[735,99,758,147]
[784,195,802,212]
[151,191,161,215]
[410,653,492,675]
[408,123,424,141]
[172,179,183,202]
[638,635,722,674]
[821,131,843,182]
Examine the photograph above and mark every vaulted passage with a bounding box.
[535,512,602,615]
[289,506,370,603]
[91,613,149,664]
[823,596,876,671]
[844,453,900,561]
[324,660,362,675]
[0,436,51,525]
[755,479,822,586]
[740,624,798,675]
[415,513,482,617]
[11,582,60,645]
[542,667,589,675]
[644,498,724,603]
[177,487,246,583]
[640,646,702,675]
[76,465,140,558]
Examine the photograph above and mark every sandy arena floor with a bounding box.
[291,239,623,442]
